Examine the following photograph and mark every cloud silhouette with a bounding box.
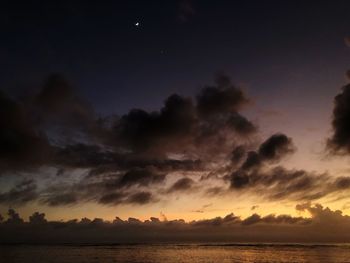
[0,90,50,172]
[0,73,349,210]
[1,204,349,243]
[328,83,350,154]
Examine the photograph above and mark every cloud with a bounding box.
[192,213,239,226]
[251,205,259,211]
[29,212,47,224]
[241,151,261,171]
[2,73,349,210]
[41,192,78,207]
[0,73,100,173]
[227,133,330,199]
[125,191,154,205]
[196,74,249,117]
[5,209,24,224]
[114,94,196,154]
[327,83,350,154]
[235,133,295,174]
[0,180,38,205]
[167,177,194,193]
[241,213,309,226]
[0,73,255,174]
[258,133,295,162]
[229,164,350,202]
[1,204,349,243]
[0,90,51,171]
[38,168,161,207]
[111,74,256,161]
[98,193,124,205]
[225,131,350,201]
[115,168,166,188]
[231,145,246,164]
[231,166,324,199]
[99,191,154,206]
[226,113,256,135]
[296,202,350,227]
[34,74,95,130]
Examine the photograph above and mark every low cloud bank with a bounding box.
[1,203,350,244]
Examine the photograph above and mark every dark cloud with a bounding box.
[226,113,256,135]
[327,84,350,154]
[98,191,155,206]
[117,168,166,188]
[6,209,24,224]
[40,173,159,207]
[29,212,47,224]
[335,177,350,189]
[34,74,95,130]
[230,170,250,189]
[1,204,348,243]
[4,73,343,209]
[109,74,256,163]
[99,193,124,205]
[0,74,99,172]
[228,134,310,197]
[114,94,196,154]
[258,133,295,162]
[236,133,294,173]
[0,90,50,171]
[54,143,114,168]
[196,75,248,117]
[242,213,310,226]
[205,187,225,196]
[241,213,261,225]
[192,213,239,227]
[231,145,246,164]
[126,192,154,205]
[41,192,78,207]
[58,145,202,174]
[241,151,261,171]
[229,164,350,202]
[0,180,38,205]
[167,177,194,193]
[231,166,318,195]
[0,73,255,179]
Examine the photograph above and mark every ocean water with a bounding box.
[1,244,350,263]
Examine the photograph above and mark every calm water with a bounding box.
[1,244,350,263]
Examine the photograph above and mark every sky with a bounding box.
[1,0,350,243]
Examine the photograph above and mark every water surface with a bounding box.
[1,244,350,263]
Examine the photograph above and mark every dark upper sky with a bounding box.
[1,0,350,115]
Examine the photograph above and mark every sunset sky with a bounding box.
[1,1,350,243]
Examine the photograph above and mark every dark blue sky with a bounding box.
[1,0,350,115]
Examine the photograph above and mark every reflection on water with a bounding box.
[1,244,350,263]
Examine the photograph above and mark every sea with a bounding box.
[0,243,350,263]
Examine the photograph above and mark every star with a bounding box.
[135,22,140,27]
